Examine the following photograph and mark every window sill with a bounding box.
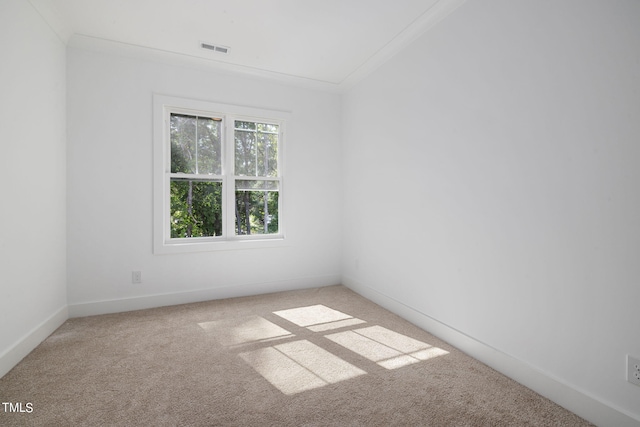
[153,235,287,255]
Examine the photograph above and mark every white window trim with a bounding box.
[153,94,290,254]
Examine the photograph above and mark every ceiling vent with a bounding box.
[200,42,230,54]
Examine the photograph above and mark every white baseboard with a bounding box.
[343,277,640,427]
[0,306,68,379]
[68,274,342,318]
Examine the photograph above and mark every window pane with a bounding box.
[170,178,222,238]
[235,180,279,235]
[235,180,279,191]
[171,113,221,175]
[257,131,278,177]
[235,120,278,177]
[257,123,278,133]
[235,120,256,131]
[197,117,222,175]
[171,114,196,173]
[234,127,256,176]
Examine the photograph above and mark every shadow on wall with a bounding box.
[198,304,449,395]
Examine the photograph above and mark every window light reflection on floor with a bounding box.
[240,340,366,395]
[198,306,449,396]
[198,315,293,347]
[273,304,366,332]
[326,325,449,369]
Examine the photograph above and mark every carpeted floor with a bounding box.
[0,285,593,426]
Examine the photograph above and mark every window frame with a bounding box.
[153,94,288,254]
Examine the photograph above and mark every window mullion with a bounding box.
[163,108,172,243]
[169,173,223,180]
[195,116,198,174]
[164,172,171,243]
[224,116,236,238]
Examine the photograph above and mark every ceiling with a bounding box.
[31,0,465,90]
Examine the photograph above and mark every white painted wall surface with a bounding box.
[66,47,342,312]
[0,0,68,370]
[342,0,640,421]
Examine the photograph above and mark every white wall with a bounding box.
[66,47,342,313]
[342,0,640,423]
[0,0,68,376]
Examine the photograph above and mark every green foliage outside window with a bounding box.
[170,179,222,238]
[169,112,280,238]
[235,190,279,235]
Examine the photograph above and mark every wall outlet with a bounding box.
[132,271,142,284]
[628,355,640,386]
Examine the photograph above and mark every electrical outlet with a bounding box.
[132,271,142,284]
[628,355,640,386]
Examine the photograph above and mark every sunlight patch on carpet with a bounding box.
[240,340,366,395]
[326,325,449,369]
[198,315,293,346]
[273,304,366,331]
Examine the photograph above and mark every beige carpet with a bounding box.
[0,285,592,426]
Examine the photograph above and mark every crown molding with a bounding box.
[27,0,73,44]
[338,0,467,91]
[67,34,344,93]
[36,0,466,94]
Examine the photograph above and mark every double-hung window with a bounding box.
[154,95,286,253]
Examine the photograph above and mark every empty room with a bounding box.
[1,0,639,425]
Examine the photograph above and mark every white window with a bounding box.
[153,95,287,253]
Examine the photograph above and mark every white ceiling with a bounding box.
[31,0,464,90]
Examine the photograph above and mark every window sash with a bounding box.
[169,177,224,239]
[165,110,283,242]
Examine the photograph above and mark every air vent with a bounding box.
[200,42,230,54]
